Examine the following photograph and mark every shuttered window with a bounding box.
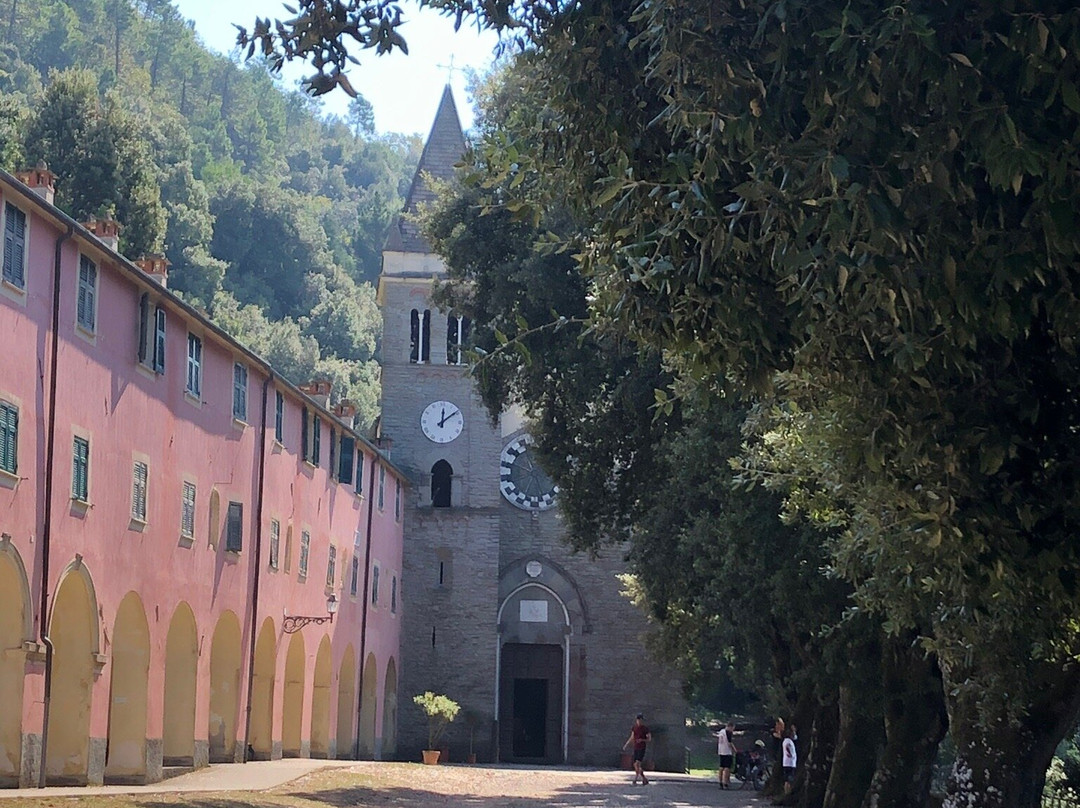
[274,391,284,442]
[354,453,364,495]
[77,255,97,332]
[181,481,196,539]
[312,417,321,467]
[72,436,89,501]
[301,406,309,461]
[131,461,148,522]
[0,402,17,474]
[3,202,26,288]
[186,333,201,396]
[137,293,150,363]
[339,435,354,484]
[329,427,337,479]
[350,550,359,596]
[299,530,310,578]
[225,501,243,552]
[371,564,380,605]
[153,307,166,373]
[269,519,280,570]
[377,465,385,510]
[232,363,248,420]
[391,575,398,614]
[326,545,336,588]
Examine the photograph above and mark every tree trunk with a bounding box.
[862,638,947,808]
[774,696,838,808]
[824,685,882,808]
[5,0,16,44]
[942,660,1080,808]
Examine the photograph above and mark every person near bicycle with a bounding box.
[716,720,737,789]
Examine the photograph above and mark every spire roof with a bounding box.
[384,85,466,253]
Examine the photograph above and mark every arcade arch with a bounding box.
[105,592,150,781]
[281,632,305,757]
[358,653,377,758]
[249,618,276,759]
[382,658,398,758]
[335,646,356,759]
[0,543,32,785]
[310,636,332,758]
[208,611,242,762]
[162,603,197,764]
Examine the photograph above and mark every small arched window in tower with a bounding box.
[431,459,453,508]
[446,314,470,365]
[421,309,431,362]
[409,309,420,363]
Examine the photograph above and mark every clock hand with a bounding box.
[438,408,460,428]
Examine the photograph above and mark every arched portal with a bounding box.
[208,611,242,762]
[381,657,398,758]
[281,633,305,757]
[431,460,452,508]
[162,603,197,764]
[358,653,377,758]
[46,564,99,784]
[335,646,356,759]
[105,592,150,781]
[0,544,32,785]
[249,618,276,759]
[309,637,332,758]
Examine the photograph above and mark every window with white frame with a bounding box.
[0,401,17,475]
[233,362,248,421]
[350,549,360,596]
[186,333,202,397]
[131,460,148,522]
[77,255,97,332]
[446,314,470,365]
[72,436,89,502]
[153,307,166,373]
[2,202,27,289]
[299,530,310,578]
[269,518,280,570]
[181,481,196,539]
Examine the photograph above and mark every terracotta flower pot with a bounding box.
[422,749,441,765]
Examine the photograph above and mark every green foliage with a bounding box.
[412,691,460,750]
[0,0,421,430]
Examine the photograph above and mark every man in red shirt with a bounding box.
[623,714,652,785]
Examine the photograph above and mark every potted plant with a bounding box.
[413,691,460,764]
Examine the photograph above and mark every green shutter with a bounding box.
[0,403,16,474]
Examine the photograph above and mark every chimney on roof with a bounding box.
[299,381,332,409]
[15,162,57,205]
[134,254,169,288]
[333,401,357,427]
[82,215,122,252]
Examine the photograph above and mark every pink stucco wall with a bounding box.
[0,172,403,786]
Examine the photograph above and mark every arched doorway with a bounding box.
[249,618,276,759]
[46,564,99,784]
[358,653,377,758]
[208,611,242,762]
[381,658,398,758]
[162,603,197,764]
[105,592,150,781]
[335,646,356,759]
[281,633,305,757]
[0,544,31,785]
[309,637,332,758]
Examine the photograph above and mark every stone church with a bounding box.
[378,87,687,768]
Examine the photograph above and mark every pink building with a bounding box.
[0,167,404,786]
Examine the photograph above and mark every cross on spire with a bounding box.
[436,55,461,84]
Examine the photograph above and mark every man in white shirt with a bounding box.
[716,721,737,789]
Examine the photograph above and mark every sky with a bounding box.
[171,0,502,135]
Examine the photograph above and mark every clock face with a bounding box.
[420,400,464,443]
[500,435,558,511]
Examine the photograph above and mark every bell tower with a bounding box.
[378,86,503,762]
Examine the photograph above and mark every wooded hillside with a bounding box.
[0,0,421,425]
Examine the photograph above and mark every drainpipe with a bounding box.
[38,224,74,787]
[354,453,377,758]
[242,373,272,762]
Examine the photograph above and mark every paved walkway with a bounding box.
[0,758,357,798]
[0,760,768,807]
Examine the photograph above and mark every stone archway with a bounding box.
[309,637,332,758]
[335,645,356,759]
[46,563,100,784]
[162,603,197,764]
[281,633,305,757]
[358,653,377,758]
[249,618,276,760]
[105,592,150,782]
[381,657,398,758]
[208,611,242,762]
[0,543,32,786]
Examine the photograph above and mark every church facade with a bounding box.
[379,88,687,769]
